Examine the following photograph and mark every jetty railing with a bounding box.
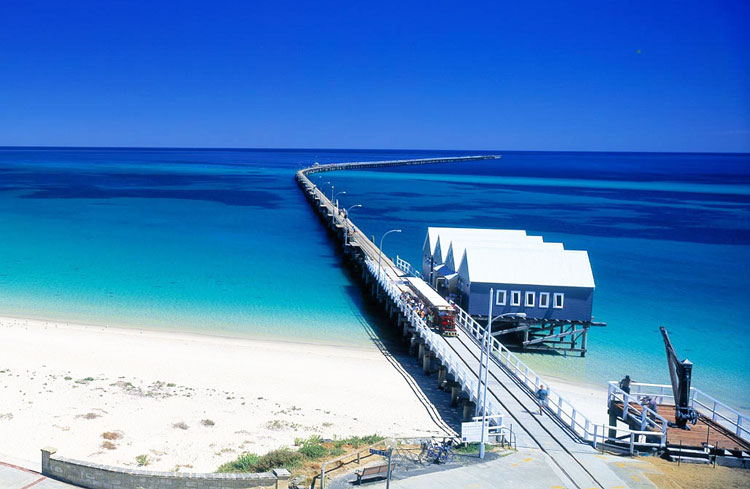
[364,257,506,426]
[626,381,749,441]
[592,425,666,455]
[451,305,604,443]
[395,255,420,277]
[606,382,669,433]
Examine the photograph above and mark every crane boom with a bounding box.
[660,326,698,429]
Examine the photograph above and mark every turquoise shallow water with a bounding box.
[1,148,748,412]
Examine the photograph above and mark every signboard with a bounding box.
[461,421,489,443]
[369,448,389,457]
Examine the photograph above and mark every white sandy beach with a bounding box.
[0,316,612,473]
[0,316,451,472]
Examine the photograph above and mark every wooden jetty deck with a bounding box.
[296,156,649,489]
[660,406,750,452]
[610,401,750,452]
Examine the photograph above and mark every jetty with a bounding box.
[297,156,750,486]
[297,156,629,489]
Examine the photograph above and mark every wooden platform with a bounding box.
[659,405,750,452]
[611,401,749,451]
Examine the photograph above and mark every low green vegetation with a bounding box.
[455,442,481,454]
[217,434,385,474]
[217,448,301,473]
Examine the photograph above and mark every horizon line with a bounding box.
[0,145,748,156]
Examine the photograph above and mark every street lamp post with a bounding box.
[343,204,361,246]
[334,191,347,210]
[378,229,402,281]
[477,293,526,459]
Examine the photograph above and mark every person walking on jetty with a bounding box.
[619,375,632,394]
[535,384,549,415]
[642,395,658,421]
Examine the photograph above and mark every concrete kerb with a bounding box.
[41,447,291,489]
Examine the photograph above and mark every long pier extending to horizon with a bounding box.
[296,156,635,489]
[296,156,750,487]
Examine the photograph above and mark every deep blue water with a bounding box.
[1,148,748,411]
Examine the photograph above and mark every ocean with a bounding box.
[1,148,748,412]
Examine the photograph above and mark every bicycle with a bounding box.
[418,439,455,464]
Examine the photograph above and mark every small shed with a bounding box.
[456,248,595,322]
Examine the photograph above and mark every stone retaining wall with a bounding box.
[41,448,290,489]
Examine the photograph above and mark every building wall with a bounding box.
[460,281,594,321]
[422,234,432,279]
[421,249,433,281]
[41,448,289,489]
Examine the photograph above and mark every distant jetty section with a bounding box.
[302,154,500,175]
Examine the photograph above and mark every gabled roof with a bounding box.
[460,248,595,288]
[447,236,551,266]
[425,227,526,254]
[425,227,527,256]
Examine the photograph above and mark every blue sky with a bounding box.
[1,1,748,152]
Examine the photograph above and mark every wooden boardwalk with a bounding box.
[297,156,645,489]
[659,406,750,452]
[610,401,750,452]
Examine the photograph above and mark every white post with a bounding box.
[476,291,491,417]
[479,288,493,460]
[385,447,393,489]
[593,424,598,448]
[630,432,636,455]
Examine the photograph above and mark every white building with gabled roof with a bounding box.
[457,247,595,321]
[422,227,527,282]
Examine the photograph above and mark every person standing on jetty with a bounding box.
[535,384,549,415]
[619,375,632,394]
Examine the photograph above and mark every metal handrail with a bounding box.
[394,255,420,277]
[451,304,607,444]
[606,382,669,436]
[591,424,665,455]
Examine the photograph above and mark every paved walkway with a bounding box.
[437,331,632,489]
[0,460,80,489]
[349,449,658,489]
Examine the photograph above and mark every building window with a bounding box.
[511,290,521,306]
[539,292,550,308]
[554,293,564,309]
[525,291,535,307]
[495,290,506,306]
